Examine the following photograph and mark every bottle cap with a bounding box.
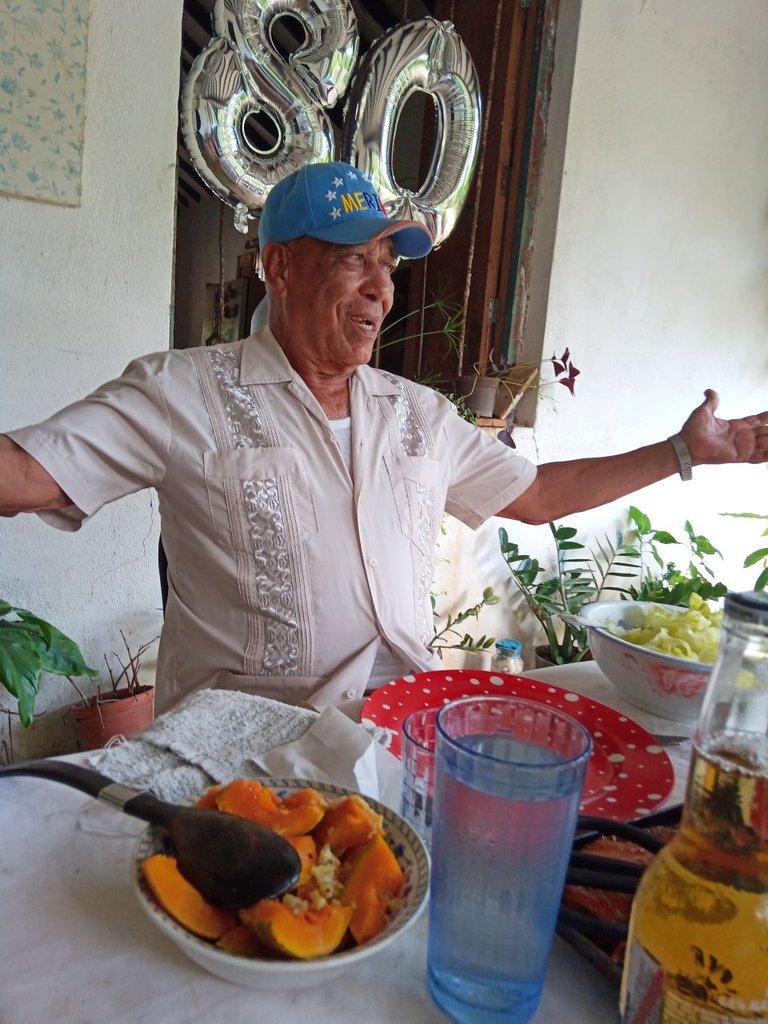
[724,590,768,626]
[495,638,522,654]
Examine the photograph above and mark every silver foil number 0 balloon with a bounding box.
[342,18,481,250]
[181,0,358,231]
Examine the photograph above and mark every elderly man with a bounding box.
[2,161,767,713]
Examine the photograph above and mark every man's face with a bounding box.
[278,235,398,374]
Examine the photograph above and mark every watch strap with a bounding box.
[668,433,693,481]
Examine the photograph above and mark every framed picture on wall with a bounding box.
[201,279,248,345]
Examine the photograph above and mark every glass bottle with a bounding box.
[491,638,523,674]
[620,591,768,1023]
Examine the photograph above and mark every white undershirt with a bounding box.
[329,416,352,469]
[329,416,412,690]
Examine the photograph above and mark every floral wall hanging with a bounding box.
[0,0,89,206]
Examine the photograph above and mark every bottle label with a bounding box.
[621,939,664,1023]
[621,937,766,1024]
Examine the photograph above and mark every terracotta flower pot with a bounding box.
[72,685,155,750]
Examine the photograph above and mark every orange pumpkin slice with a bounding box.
[341,833,405,944]
[239,900,353,959]
[216,924,267,956]
[287,834,318,886]
[142,853,237,939]
[313,794,383,855]
[215,779,327,836]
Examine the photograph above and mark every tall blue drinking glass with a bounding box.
[427,696,592,1024]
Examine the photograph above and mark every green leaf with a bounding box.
[697,538,720,556]
[744,548,768,568]
[628,506,651,534]
[0,642,44,728]
[755,567,768,590]
[554,526,578,540]
[652,530,678,545]
[12,610,98,678]
[0,600,99,725]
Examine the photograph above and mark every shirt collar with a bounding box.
[238,327,403,397]
[239,327,295,384]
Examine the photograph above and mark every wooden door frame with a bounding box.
[401,0,577,412]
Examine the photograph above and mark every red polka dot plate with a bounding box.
[361,670,675,822]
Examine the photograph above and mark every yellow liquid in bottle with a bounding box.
[621,734,768,1022]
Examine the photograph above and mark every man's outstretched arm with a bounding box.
[0,435,71,516]
[501,389,768,526]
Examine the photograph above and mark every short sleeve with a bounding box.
[441,409,537,528]
[6,356,172,531]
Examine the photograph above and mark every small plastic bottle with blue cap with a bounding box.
[490,638,523,674]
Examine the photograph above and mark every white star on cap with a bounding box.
[331,176,343,187]
[325,190,337,201]
[347,170,358,180]
[330,207,342,220]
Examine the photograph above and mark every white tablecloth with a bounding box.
[0,665,691,1024]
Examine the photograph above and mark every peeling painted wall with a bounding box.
[0,2,182,759]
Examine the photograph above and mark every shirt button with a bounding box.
[345,689,356,699]
[369,558,377,569]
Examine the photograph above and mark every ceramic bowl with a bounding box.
[576,601,713,723]
[131,777,430,989]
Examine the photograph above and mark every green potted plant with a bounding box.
[497,507,734,668]
[0,598,156,756]
[0,598,99,730]
[623,505,728,604]
[497,522,640,665]
[457,349,581,420]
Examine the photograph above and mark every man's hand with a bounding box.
[681,389,768,465]
[0,435,70,515]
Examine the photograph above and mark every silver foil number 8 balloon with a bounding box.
[181,1,481,247]
[181,0,358,231]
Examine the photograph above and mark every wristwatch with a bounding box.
[668,433,693,481]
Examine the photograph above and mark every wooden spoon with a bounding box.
[0,759,301,910]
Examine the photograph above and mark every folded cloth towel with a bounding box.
[95,690,318,803]
[94,688,402,809]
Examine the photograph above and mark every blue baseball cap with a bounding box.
[258,161,433,259]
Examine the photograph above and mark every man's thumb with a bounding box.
[700,388,719,413]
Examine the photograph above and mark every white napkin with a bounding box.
[252,706,403,811]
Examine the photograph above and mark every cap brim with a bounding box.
[307,217,434,259]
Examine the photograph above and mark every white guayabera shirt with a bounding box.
[9,328,536,714]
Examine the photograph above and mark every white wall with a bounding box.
[436,0,768,666]
[0,2,182,758]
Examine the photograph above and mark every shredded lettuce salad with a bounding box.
[606,594,723,664]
